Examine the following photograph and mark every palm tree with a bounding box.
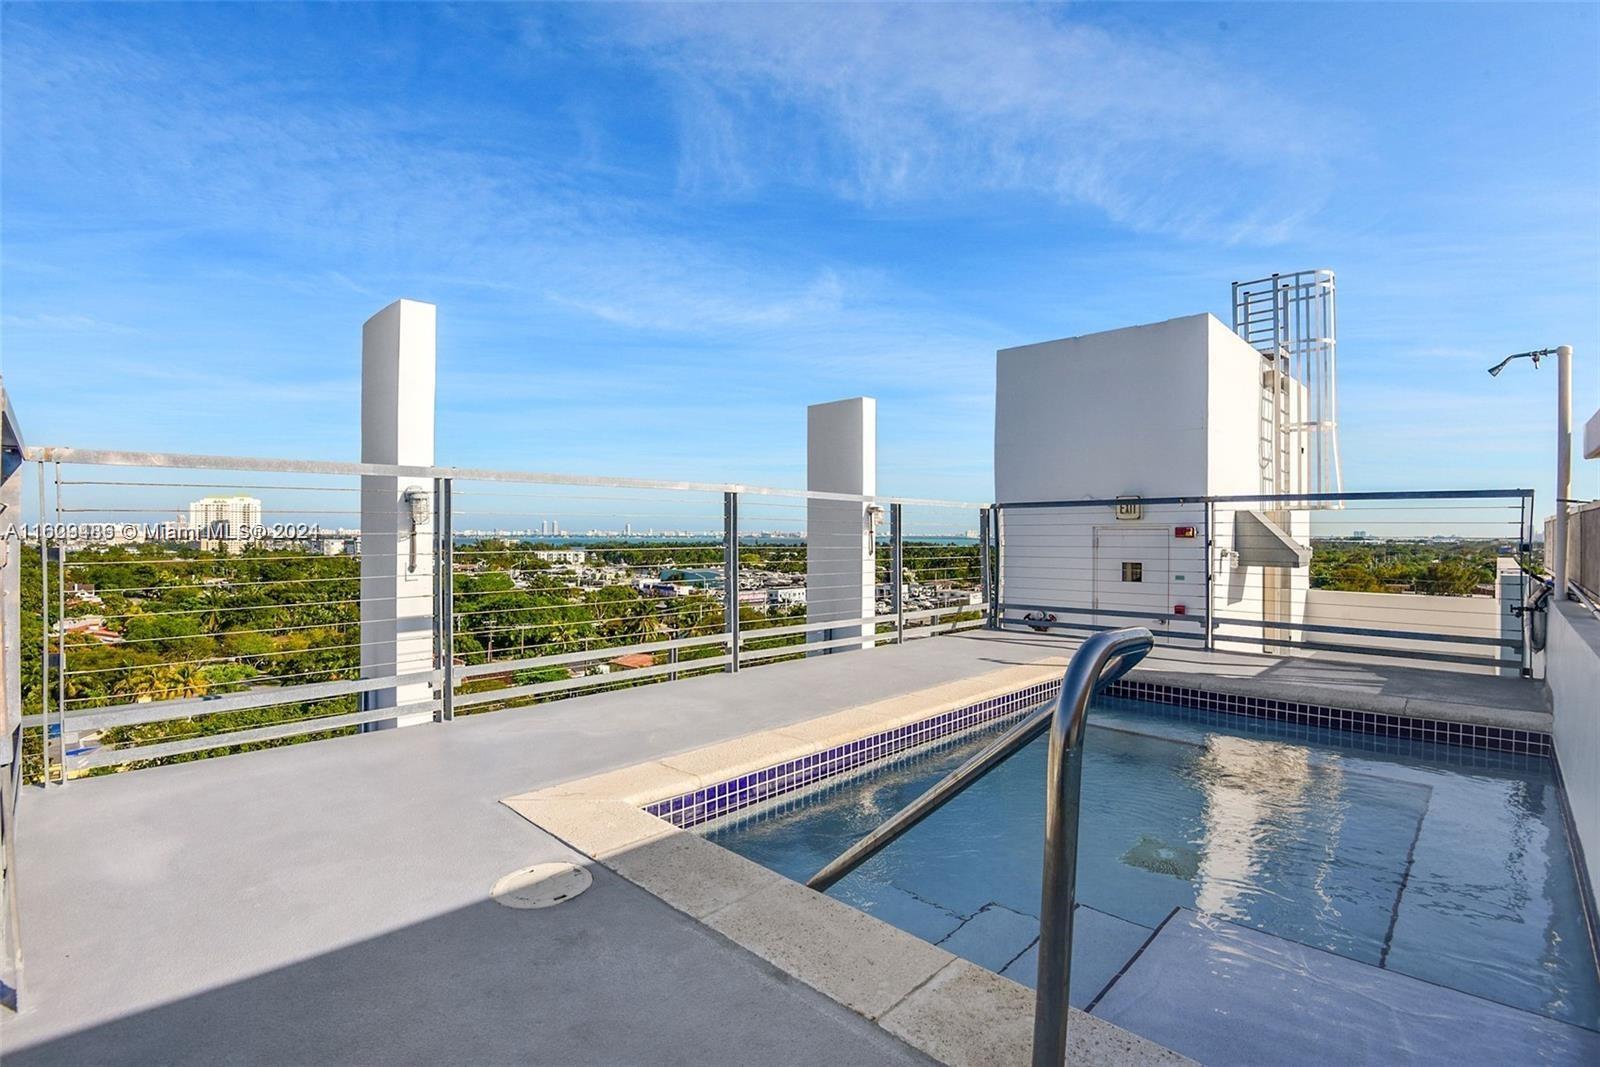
[544,615,582,657]
[114,663,210,703]
[164,663,211,700]
[632,608,671,644]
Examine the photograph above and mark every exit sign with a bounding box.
[1115,496,1143,520]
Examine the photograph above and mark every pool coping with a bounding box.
[500,661,1556,1066]
[503,659,1193,1066]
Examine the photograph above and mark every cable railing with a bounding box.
[992,489,1535,675]
[13,447,988,781]
[6,442,1542,784]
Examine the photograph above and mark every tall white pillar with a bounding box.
[1553,345,1572,598]
[806,397,877,653]
[360,299,436,727]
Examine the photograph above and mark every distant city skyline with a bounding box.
[2,2,1596,515]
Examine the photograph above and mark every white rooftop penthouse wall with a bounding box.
[806,397,877,654]
[360,299,436,728]
[993,314,1306,646]
[995,314,1263,502]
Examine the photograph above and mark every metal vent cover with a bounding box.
[491,862,592,909]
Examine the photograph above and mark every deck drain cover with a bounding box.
[492,862,592,909]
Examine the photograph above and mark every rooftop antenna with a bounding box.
[1231,269,1342,504]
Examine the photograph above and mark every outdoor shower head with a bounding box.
[1487,349,1553,377]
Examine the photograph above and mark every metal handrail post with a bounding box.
[1030,628,1152,1065]
[802,629,1154,1065]
[891,504,904,643]
[724,491,740,673]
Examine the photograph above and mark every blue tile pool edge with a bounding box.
[644,679,1060,829]
[1103,679,1552,755]
[645,679,1554,831]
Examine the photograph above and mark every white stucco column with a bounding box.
[360,299,436,727]
[806,397,877,654]
[1553,345,1572,598]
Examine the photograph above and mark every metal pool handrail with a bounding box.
[805,627,1155,1067]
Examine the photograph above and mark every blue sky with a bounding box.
[2,1,1597,512]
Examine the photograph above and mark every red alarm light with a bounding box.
[1173,604,1188,616]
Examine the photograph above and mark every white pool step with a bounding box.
[993,903,1155,1010]
[1088,908,1600,1066]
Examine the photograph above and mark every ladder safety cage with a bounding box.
[1232,270,1342,505]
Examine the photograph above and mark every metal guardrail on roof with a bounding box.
[3,442,1542,784]
[23,446,985,510]
[13,446,989,780]
[990,489,1535,674]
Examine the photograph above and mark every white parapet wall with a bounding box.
[1548,599,1600,901]
[359,299,437,727]
[1299,588,1510,674]
[995,314,1264,503]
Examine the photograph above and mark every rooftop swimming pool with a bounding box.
[704,696,1600,1061]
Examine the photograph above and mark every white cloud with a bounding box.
[545,267,847,330]
[612,3,1342,243]
[1,312,140,335]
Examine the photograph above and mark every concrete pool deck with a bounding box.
[0,630,1554,1063]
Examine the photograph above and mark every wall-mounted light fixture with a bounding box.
[402,486,429,574]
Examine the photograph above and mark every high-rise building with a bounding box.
[188,496,263,541]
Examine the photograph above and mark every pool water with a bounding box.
[705,696,1600,1032]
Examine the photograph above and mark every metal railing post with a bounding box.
[724,491,740,673]
[52,461,66,785]
[36,466,48,787]
[891,503,904,643]
[55,544,65,785]
[1204,499,1216,651]
[993,505,1005,627]
[1,387,27,1009]
[1520,492,1533,677]
[437,477,455,721]
[979,506,994,629]
[431,477,442,701]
